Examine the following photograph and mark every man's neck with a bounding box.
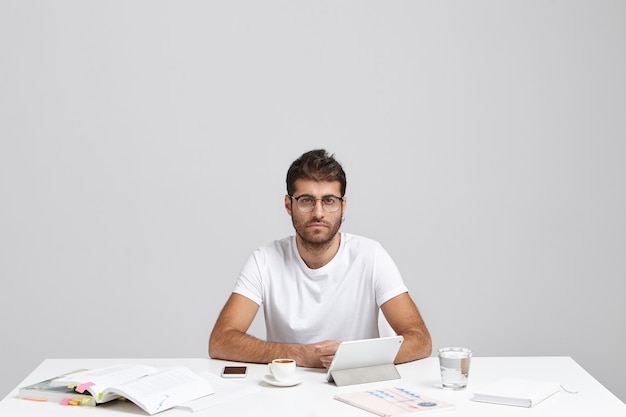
[296,233,341,270]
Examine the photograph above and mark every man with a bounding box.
[209,149,431,368]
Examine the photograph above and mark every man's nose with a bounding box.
[311,200,325,216]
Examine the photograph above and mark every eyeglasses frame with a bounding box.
[288,194,345,213]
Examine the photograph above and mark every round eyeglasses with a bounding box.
[289,194,344,213]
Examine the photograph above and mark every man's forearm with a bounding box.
[395,329,432,364]
[209,329,322,367]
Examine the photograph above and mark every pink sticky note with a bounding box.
[76,382,95,393]
[60,398,71,406]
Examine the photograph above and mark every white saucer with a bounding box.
[263,374,302,387]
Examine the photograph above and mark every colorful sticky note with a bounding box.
[76,382,95,393]
[60,398,70,406]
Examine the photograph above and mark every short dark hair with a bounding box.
[286,149,347,197]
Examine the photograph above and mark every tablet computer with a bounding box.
[326,335,404,382]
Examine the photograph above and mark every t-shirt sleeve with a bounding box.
[232,251,264,306]
[373,242,409,306]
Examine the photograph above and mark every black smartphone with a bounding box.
[221,366,248,378]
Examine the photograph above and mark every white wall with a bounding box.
[1,0,625,402]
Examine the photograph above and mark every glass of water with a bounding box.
[438,347,472,390]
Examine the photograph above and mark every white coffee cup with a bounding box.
[268,358,296,382]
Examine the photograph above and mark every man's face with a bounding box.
[285,179,345,247]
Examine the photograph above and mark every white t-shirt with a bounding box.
[233,233,408,344]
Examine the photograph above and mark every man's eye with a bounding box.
[323,197,337,205]
[300,197,314,204]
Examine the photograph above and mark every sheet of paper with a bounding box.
[175,371,261,412]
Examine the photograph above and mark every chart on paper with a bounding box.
[334,387,455,416]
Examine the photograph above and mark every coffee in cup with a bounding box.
[268,358,296,382]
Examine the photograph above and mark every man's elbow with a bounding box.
[208,331,224,360]
[406,330,433,362]
[208,342,217,359]
[419,335,433,359]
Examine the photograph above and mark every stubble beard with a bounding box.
[292,213,343,252]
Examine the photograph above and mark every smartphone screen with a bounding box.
[221,366,248,378]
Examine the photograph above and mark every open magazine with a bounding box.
[49,364,214,415]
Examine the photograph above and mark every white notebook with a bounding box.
[472,378,560,407]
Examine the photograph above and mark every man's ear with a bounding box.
[284,195,293,216]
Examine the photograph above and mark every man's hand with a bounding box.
[312,340,341,368]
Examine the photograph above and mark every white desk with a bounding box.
[1,357,624,416]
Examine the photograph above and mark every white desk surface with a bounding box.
[1,356,624,417]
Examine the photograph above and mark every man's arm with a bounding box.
[380,292,432,363]
[208,293,335,368]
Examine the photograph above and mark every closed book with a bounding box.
[472,378,560,407]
